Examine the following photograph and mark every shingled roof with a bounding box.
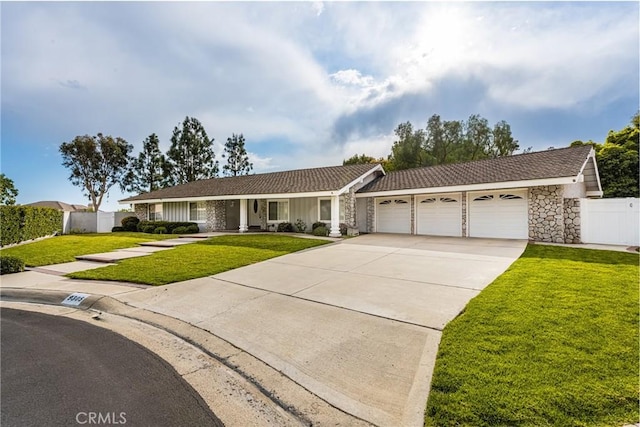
[121,163,381,202]
[357,145,594,194]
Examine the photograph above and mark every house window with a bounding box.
[189,202,206,221]
[148,203,163,221]
[268,200,289,222]
[318,198,332,222]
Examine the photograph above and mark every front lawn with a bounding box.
[425,245,639,427]
[0,233,175,267]
[68,234,329,285]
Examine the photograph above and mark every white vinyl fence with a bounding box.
[581,198,640,246]
[63,212,134,234]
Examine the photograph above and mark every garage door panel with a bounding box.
[376,198,411,234]
[416,194,462,237]
[469,191,528,239]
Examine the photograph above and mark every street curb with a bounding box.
[0,288,373,427]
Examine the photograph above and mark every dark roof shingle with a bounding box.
[357,145,592,194]
[121,163,380,202]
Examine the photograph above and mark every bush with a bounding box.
[137,221,198,234]
[121,216,140,232]
[111,226,125,232]
[277,222,295,232]
[186,225,200,234]
[154,227,167,234]
[340,223,348,236]
[311,222,326,231]
[0,206,62,246]
[142,225,156,234]
[172,226,188,234]
[0,256,25,275]
[312,226,328,236]
[294,218,307,233]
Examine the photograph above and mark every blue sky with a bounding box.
[1,1,638,211]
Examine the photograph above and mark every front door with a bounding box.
[248,199,262,228]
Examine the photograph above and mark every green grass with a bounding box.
[425,245,639,427]
[68,234,329,285]
[0,232,175,266]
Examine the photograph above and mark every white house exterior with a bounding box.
[121,145,602,243]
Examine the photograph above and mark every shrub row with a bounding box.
[0,256,25,275]
[138,221,199,234]
[0,206,62,246]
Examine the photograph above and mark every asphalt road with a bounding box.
[1,308,223,427]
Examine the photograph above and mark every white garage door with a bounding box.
[469,190,528,239]
[416,193,462,236]
[376,197,411,233]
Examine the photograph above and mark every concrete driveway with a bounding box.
[120,234,526,426]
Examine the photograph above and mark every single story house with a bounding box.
[120,145,601,243]
[25,201,89,212]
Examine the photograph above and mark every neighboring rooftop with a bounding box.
[357,145,594,194]
[121,163,381,202]
[25,201,88,212]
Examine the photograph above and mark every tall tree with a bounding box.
[387,122,427,170]
[463,114,492,161]
[124,133,170,194]
[343,154,378,165]
[0,174,18,206]
[489,120,520,158]
[59,133,133,211]
[166,116,218,185]
[222,133,253,177]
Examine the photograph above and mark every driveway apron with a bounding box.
[120,234,526,426]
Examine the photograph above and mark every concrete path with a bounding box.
[118,234,527,426]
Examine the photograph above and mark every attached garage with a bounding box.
[468,190,528,239]
[416,193,462,237]
[376,197,411,233]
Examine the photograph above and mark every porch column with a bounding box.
[239,198,248,232]
[329,195,341,238]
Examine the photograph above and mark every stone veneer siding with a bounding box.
[206,200,227,231]
[461,192,467,237]
[259,200,267,230]
[366,197,375,233]
[344,188,357,228]
[528,185,565,243]
[563,198,581,243]
[134,203,148,221]
[410,196,415,234]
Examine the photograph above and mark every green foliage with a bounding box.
[0,174,18,206]
[570,113,639,198]
[386,114,519,170]
[124,133,171,194]
[0,256,24,274]
[277,222,294,232]
[153,226,167,234]
[121,216,140,232]
[59,133,133,211]
[0,232,175,266]
[311,222,326,231]
[312,226,328,236]
[186,225,200,234]
[137,221,198,233]
[111,226,125,232]
[166,116,219,185]
[294,218,307,233]
[172,226,188,234]
[343,154,379,165]
[222,133,253,177]
[339,223,348,236]
[0,206,62,246]
[425,245,639,427]
[142,225,156,234]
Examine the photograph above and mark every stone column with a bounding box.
[528,185,564,243]
[329,195,341,237]
[134,203,148,221]
[239,198,248,232]
[366,197,375,233]
[563,198,581,243]
[260,200,267,230]
[206,200,227,231]
[461,192,467,237]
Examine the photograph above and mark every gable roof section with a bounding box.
[357,145,595,195]
[121,163,382,203]
[25,201,87,212]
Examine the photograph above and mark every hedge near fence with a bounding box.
[0,206,63,246]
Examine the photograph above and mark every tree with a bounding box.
[343,154,378,165]
[387,122,427,170]
[59,133,133,211]
[489,120,519,158]
[462,114,492,161]
[222,133,253,177]
[124,133,170,194]
[166,116,218,185]
[0,174,18,205]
